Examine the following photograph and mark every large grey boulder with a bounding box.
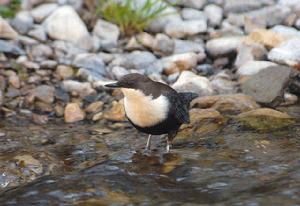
[241,66,293,105]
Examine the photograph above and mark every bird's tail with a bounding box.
[178,92,198,105]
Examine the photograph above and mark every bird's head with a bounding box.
[105,73,151,90]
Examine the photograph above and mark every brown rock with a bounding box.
[0,17,18,39]
[244,29,286,49]
[54,104,64,117]
[64,103,86,123]
[8,74,20,89]
[56,65,74,80]
[175,109,226,144]
[34,101,53,113]
[191,94,260,115]
[103,100,126,122]
[161,52,198,75]
[32,113,49,125]
[85,101,104,113]
[92,112,103,121]
[236,108,294,131]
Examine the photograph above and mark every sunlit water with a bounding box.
[0,115,299,205]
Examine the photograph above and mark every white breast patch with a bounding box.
[121,88,169,128]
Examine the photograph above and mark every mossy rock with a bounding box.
[236,108,295,131]
[174,109,227,144]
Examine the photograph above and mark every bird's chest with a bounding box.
[122,89,169,128]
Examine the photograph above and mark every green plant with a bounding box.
[98,0,170,36]
[0,0,21,18]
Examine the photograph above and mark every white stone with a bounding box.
[161,52,199,74]
[31,3,58,23]
[206,36,243,57]
[181,8,206,20]
[43,6,89,46]
[204,4,223,27]
[172,71,214,96]
[165,19,207,38]
[147,7,182,33]
[271,25,300,38]
[237,61,277,76]
[268,38,300,67]
[174,39,204,54]
[93,19,120,45]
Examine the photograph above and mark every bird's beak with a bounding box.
[105,82,121,88]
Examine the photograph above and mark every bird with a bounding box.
[105,73,198,152]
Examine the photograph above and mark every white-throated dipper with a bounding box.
[105,73,198,152]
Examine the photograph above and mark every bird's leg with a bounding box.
[166,130,177,153]
[166,139,171,153]
[145,134,152,150]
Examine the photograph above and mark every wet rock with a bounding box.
[175,109,226,144]
[153,34,174,55]
[237,61,277,76]
[56,65,74,80]
[103,100,126,122]
[268,38,300,67]
[161,52,199,75]
[206,36,243,57]
[204,4,223,27]
[0,40,24,55]
[85,101,103,113]
[173,39,205,54]
[62,80,95,97]
[165,19,207,38]
[234,42,267,68]
[32,85,55,104]
[30,3,58,23]
[28,26,47,42]
[0,17,18,40]
[93,19,120,47]
[191,94,260,115]
[32,113,49,125]
[211,71,238,94]
[236,108,294,131]
[245,29,286,49]
[14,154,43,175]
[64,103,86,123]
[34,101,53,113]
[241,66,292,105]
[43,6,90,48]
[10,11,34,34]
[181,8,206,20]
[172,71,214,96]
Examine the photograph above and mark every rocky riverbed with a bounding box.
[0,0,300,205]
